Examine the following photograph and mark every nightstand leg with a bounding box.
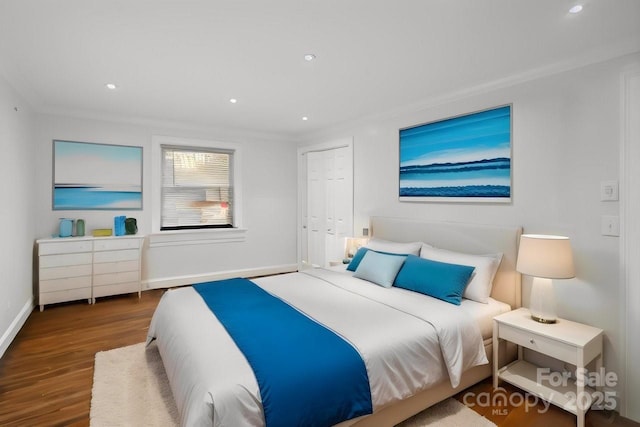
[577,351,585,427]
[493,321,499,388]
[595,354,603,396]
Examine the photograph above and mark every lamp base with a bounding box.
[531,314,557,324]
[529,276,557,324]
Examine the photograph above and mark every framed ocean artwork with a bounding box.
[53,140,143,210]
[399,105,512,203]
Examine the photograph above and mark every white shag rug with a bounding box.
[91,342,496,427]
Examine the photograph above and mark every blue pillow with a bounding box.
[346,247,370,271]
[347,247,409,271]
[393,255,475,305]
[353,251,407,288]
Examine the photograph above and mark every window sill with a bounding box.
[148,228,247,248]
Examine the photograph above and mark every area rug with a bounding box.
[91,342,496,427]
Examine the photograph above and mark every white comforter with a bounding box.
[146,268,488,426]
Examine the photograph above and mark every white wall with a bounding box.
[301,53,640,415]
[0,74,36,357]
[33,114,298,287]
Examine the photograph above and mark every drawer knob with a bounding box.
[529,338,535,344]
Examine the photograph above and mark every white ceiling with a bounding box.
[1,0,639,139]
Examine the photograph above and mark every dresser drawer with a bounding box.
[499,324,578,364]
[94,238,142,251]
[93,270,139,286]
[93,249,140,263]
[39,252,93,268]
[39,240,93,255]
[39,287,91,306]
[93,282,140,298]
[93,260,139,275]
[40,264,93,280]
[40,275,92,293]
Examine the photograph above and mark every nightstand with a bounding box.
[493,307,603,427]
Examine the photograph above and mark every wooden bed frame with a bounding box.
[340,216,522,427]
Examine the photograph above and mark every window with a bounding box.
[161,146,234,230]
[150,136,245,246]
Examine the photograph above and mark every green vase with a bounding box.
[76,219,85,237]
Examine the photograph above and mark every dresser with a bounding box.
[37,236,144,311]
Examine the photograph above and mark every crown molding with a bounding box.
[37,106,298,144]
[302,46,640,143]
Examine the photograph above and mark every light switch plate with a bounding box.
[600,180,619,201]
[601,215,620,236]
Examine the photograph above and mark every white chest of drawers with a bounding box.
[37,236,144,311]
[38,239,93,311]
[92,237,143,302]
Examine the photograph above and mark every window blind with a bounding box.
[161,146,234,230]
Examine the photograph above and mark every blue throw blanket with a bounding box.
[193,278,372,427]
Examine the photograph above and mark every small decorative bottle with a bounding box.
[76,219,85,237]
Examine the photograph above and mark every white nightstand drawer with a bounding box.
[500,325,578,364]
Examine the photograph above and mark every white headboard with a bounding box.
[370,216,522,309]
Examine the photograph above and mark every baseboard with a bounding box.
[0,297,34,359]
[143,264,299,289]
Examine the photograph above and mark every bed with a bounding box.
[147,217,522,426]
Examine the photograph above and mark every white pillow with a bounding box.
[419,244,502,304]
[353,250,407,288]
[366,238,422,255]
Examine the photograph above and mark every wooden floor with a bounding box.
[0,290,637,427]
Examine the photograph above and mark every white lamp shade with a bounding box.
[345,237,369,258]
[516,234,575,279]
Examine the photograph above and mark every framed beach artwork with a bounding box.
[53,140,143,210]
[399,105,512,203]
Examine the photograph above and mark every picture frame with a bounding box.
[53,140,143,210]
[399,105,512,203]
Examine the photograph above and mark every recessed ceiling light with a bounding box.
[105,83,118,90]
[302,116,309,121]
[229,98,237,104]
[304,54,316,62]
[569,4,583,13]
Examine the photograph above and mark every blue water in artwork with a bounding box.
[399,158,511,198]
[400,185,511,198]
[54,186,142,209]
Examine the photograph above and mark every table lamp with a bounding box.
[516,234,575,324]
[344,237,369,262]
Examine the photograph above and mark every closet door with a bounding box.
[324,149,336,265]
[325,147,351,265]
[306,151,326,268]
[304,145,353,268]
